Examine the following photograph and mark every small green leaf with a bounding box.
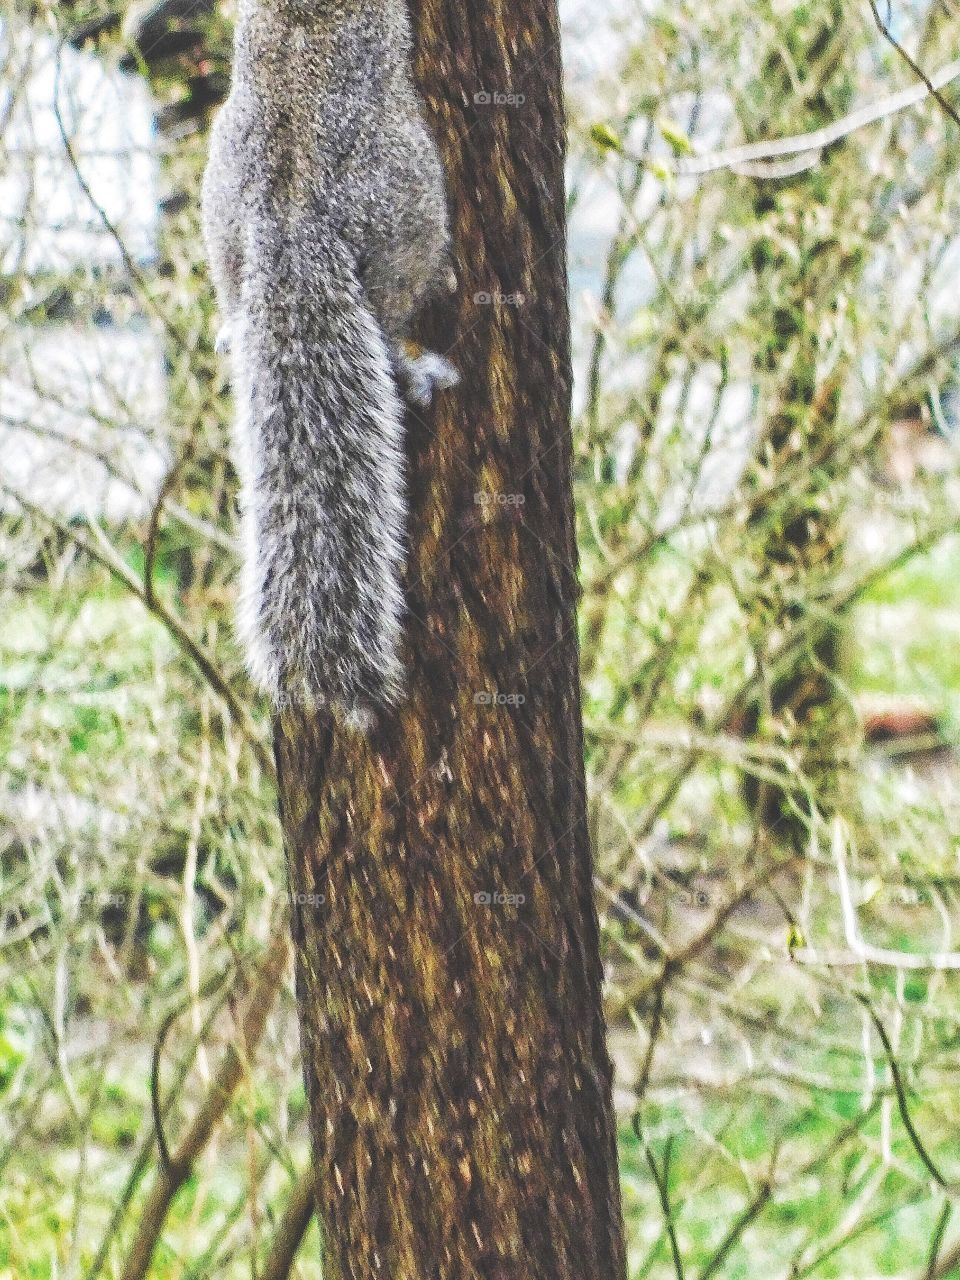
[658,117,694,155]
[590,122,623,154]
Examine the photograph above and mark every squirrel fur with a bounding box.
[202,0,457,726]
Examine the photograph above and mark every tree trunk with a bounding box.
[274,3,627,1279]
[741,10,859,848]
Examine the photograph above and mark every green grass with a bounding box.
[2,525,960,1278]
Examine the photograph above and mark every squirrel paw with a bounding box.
[401,350,460,407]
[215,324,232,356]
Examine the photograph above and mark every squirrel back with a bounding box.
[202,0,457,725]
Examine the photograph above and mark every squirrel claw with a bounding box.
[402,351,459,407]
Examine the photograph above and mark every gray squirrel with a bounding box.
[202,0,458,726]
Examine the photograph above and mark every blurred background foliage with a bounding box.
[2,0,960,1276]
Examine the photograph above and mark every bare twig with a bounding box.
[644,1137,686,1280]
[634,54,960,177]
[925,1201,952,1280]
[608,852,799,1022]
[867,0,960,127]
[85,971,238,1280]
[697,1148,778,1280]
[118,933,290,1280]
[0,481,275,780]
[151,960,237,1176]
[259,1170,317,1280]
[822,820,960,971]
[858,995,960,1195]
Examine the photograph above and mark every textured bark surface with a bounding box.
[274,3,627,1278]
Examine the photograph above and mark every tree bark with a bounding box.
[274,3,627,1279]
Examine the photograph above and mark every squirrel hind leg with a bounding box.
[398,348,460,407]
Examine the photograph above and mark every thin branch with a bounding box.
[925,1239,960,1280]
[823,820,960,971]
[151,962,237,1176]
[118,933,290,1280]
[0,481,275,780]
[644,1137,686,1280]
[867,0,960,127]
[635,54,960,177]
[925,1201,952,1280]
[259,1170,317,1280]
[632,968,669,1106]
[697,1148,779,1280]
[84,970,238,1280]
[52,37,186,349]
[608,851,799,1022]
[858,995,960,1195]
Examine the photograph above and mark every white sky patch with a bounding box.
[0,18,165,520]
[0,325,168,521]
[0,17,158,273]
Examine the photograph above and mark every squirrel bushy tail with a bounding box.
[202,0,456,725]
[232,209,407,724]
